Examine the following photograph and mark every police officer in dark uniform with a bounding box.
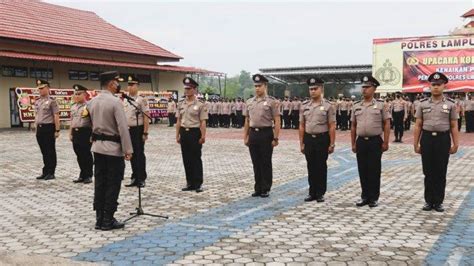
[69,84,93,184]
[244,74,281,198]
[351,75,391,208]
[88,71,133,230]
[299,78,336,202]
[176,78,208,193]
[34,79,60,180]
[414,72,459,212]
[124,75,150,188]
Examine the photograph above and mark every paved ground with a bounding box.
[0,124,472,265]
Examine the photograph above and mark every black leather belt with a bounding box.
[91,133,121,143]
[305,132,328,138]
[73,127,91,132]
[358,135,380,140]
[38,123,54,128]
[422,130,449,137]
[250,127,272,132]
[180,127,199,132]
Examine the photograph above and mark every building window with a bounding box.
[30,68,53,79]
[2,66,28,77]
[89,72,100,81]
[69,70,88,80]
[137,74,152,83]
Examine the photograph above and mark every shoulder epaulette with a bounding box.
[376,99,384,102]
[446,98,455,103]
[302,100,310,105]
[354,100,361,104]
[420,98,428,102]
[268,96,276,100]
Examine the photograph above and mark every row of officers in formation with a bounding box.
[33,71,460,231]
[167,86,474,138]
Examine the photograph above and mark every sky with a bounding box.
[47,0,472,76]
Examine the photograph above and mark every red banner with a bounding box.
[403,49,474,92]
[15,88,75,123]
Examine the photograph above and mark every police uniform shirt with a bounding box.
[34,96,59,125]
[416,97,459,132]
[235,101,243,111]
[300,99,336,134]
[392,99,406,112]
[210,102,219,114]
[465,99,474,111]
[339,101,349,111]
[178,98,209,128]
[282,100,291,111]
[292,100,301,112]
[124,95,150,127]
[87,90,133,157]
[220,102,231,115]
[351,99,391,137]
[244,96,279,127]
[70,102,91,128]
[167,101,177,113]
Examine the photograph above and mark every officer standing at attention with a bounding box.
[414,72,459,212]
[244,74,281,198]
[392,93,407,142]
[291,97,302,129]
[88,71,133,230]
[69,84,93,184]
[124,75,150,188]
[299,78,336,202]
[351,75,391,208]
[34,79,60,181]
[176,77,208,193]
[167,98,177,127]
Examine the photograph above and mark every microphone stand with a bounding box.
[123,95,168,222]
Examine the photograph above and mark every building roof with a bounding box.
[0,1,182,60]
[461,9,474,18]
[259,64,372,83]
[0,50,219,75]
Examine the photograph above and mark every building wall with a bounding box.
[0,58,185,128]
[158,71,186,96]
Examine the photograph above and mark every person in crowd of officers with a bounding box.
[414,72,459,212]
[392,93,407,143]
[299,77,336,203]
[88,71,133,231]
[244,74,281,198]
[176,77,208,193]
[124,75,150,188]
[351,75,391,208]
[465,94,474,133]
[34,79,60,181]
[69,84,93,184]
[167,98,177,127]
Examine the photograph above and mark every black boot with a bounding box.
[95,210,103,230]
[101,211,124,231]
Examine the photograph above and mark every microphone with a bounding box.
[122,93,135,102]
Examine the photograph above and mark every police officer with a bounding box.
[291,97,301,129]
[88,71,133,230]
[414,72,459,212]
[281,97,292,129]
[176,77,208,193]
[167,98,177,127]
[235,98,244,128]
[69,84,93,184]
[244,74,281,198]
[351,75,391,208]
[465,95,474,133]
[299,78,336,202]
[339,99,349,130]
[34,79,60,181]
[123,75,150,188]
[392,93,407,142]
